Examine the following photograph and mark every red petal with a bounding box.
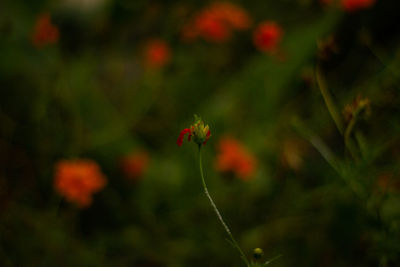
[203,129,211,145]
[177,128,191,146]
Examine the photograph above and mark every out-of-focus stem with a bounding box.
[315,66,344,134]
[344,112,360,161]
[316,66,360,160]
[263,254,283,266]
[198,147,250,266]
[291,118,340,174]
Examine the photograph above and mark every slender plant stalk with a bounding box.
[263,254,283,266]
[198,146,250,266]
[291,118,341,174]
[315,65,360,160]
[344,113,360,161]
[315,65,344,135]
[291,119,365,199]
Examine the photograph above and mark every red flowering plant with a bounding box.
[253,21,283,54]
[54,159,107,208]
[177,115,211,147]
[144,39,171,68]
[320,0,376,11]
[341,0,375,12]
[181,2,251,43]
[120,150,150,181]
[32,13,59,48]
[177,115,279,267]
[215,136,257,181]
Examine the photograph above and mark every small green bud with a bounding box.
[253,248,263,260]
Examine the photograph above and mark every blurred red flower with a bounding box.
[121,151,149,181]
[213,2,252,31]
[144,39,171,68]
[341,0,375,11]
[215,137,257,180]
[182,2,251,43]
[253,21,283,53]
[54,159,107,208]
[376,173,400,194]
[194,10,231,43]
[32,13,59,48]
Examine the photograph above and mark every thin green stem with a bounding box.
[198,147,250,266]
[291,118,365,199]
[315,66,360,161]
[315,65,344,135]
[291,118,341,174]
[263,254,283,266]
[344,113,360,161]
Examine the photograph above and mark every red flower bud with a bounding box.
[177,116,211,147]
